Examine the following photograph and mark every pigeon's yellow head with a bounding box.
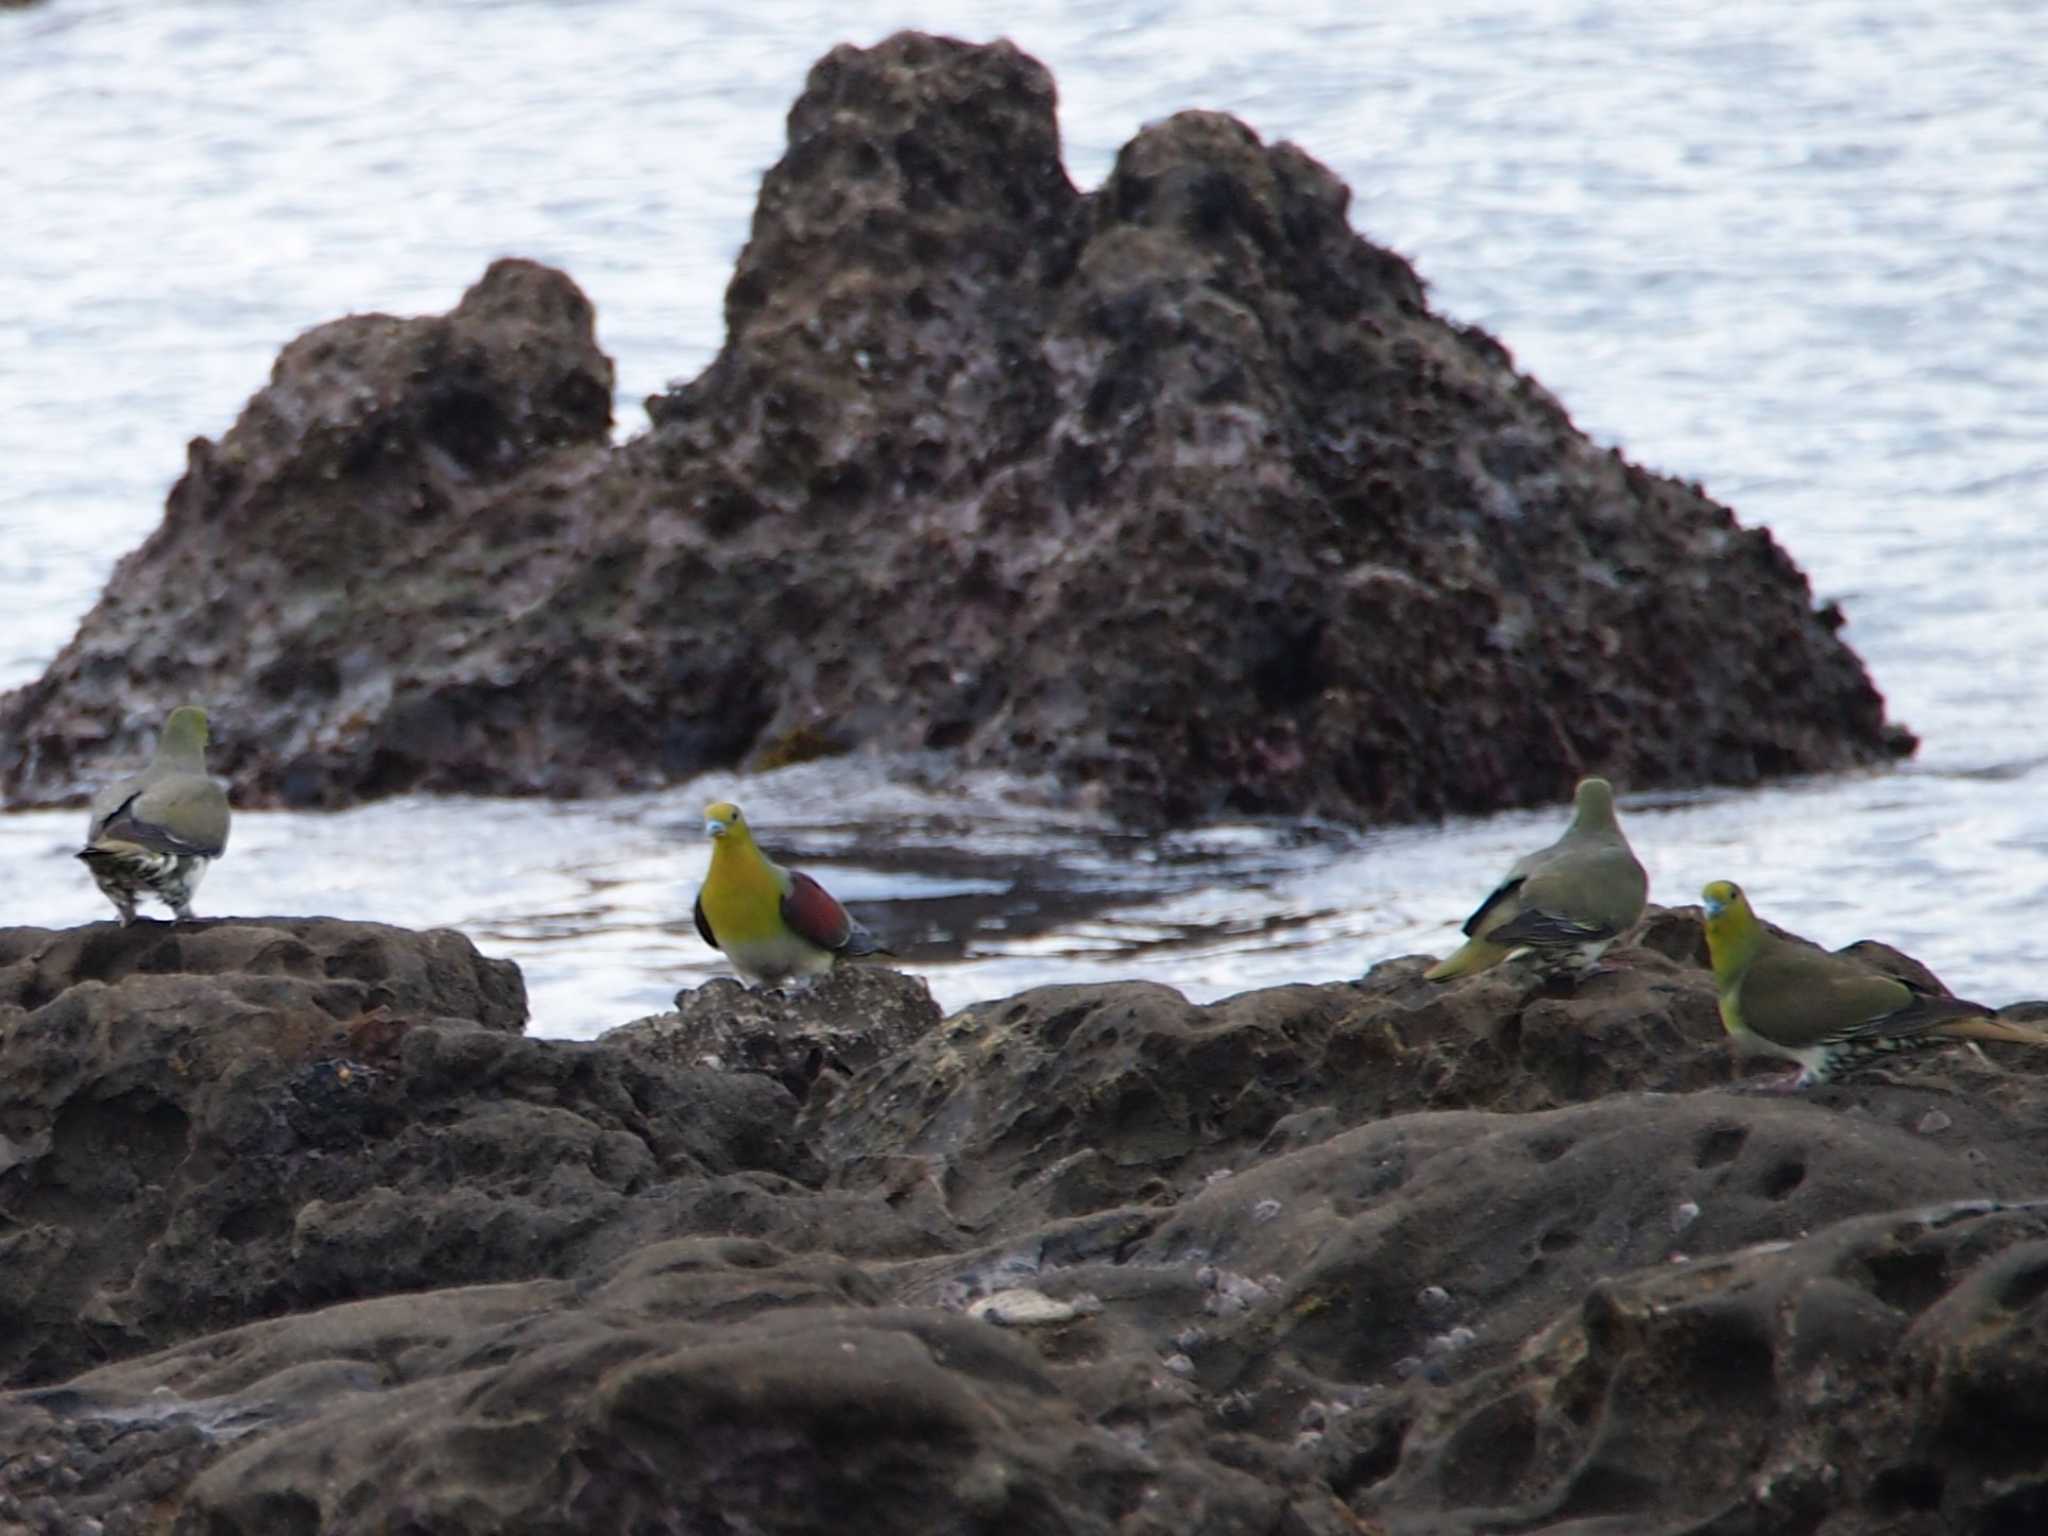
[1700,879,1761,981]
[704,801,747,840]
[1701,880,1743,918]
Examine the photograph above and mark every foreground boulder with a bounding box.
[0,34,1909,823]
[1353,1199,2048,1533]
[0,918,807,1386]
[8,908,2048,1530]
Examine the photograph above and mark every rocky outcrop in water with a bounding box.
[0,33,1910,825]
[6,908,2048,1531]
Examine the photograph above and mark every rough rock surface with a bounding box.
[0,34,1909,824]
[608,964,944,1103]
[0,256,618,808]
[7,904,2048,1532]
[0,917,809,1389]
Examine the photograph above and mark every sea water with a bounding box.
[3,0,2043,1034]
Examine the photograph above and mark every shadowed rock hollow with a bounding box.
[8,902,2048,1530]
[0,33,1909,824]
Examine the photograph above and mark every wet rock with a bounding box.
[813,928,1739,1230]
[0,917,806,1386]
[0,256,617,810]
[9,903,2048,1528]
[1124,1091,2043,1393]
[0,915,527,1028]
[0,34,1907,824]
[1358,1201,2048,1533]
[605,963,942,1102]
[25,1246,1158,1536]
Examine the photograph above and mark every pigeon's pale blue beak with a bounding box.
[1703,893,1727,918]
[704,817,728,839]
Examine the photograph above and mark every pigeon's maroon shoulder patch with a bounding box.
[782,870,854,951]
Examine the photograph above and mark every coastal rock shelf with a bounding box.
[4,907,2048,1530]
[0,33,1908,825]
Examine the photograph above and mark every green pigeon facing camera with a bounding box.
[693,800,888,988]
[1425,776,1648,983]
[1702,879,2048,1088]
[78,706,231,925]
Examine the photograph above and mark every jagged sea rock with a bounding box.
[0,256,618,807]
[0,34,1909,824]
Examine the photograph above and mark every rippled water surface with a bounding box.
[3,0,2045,1034]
